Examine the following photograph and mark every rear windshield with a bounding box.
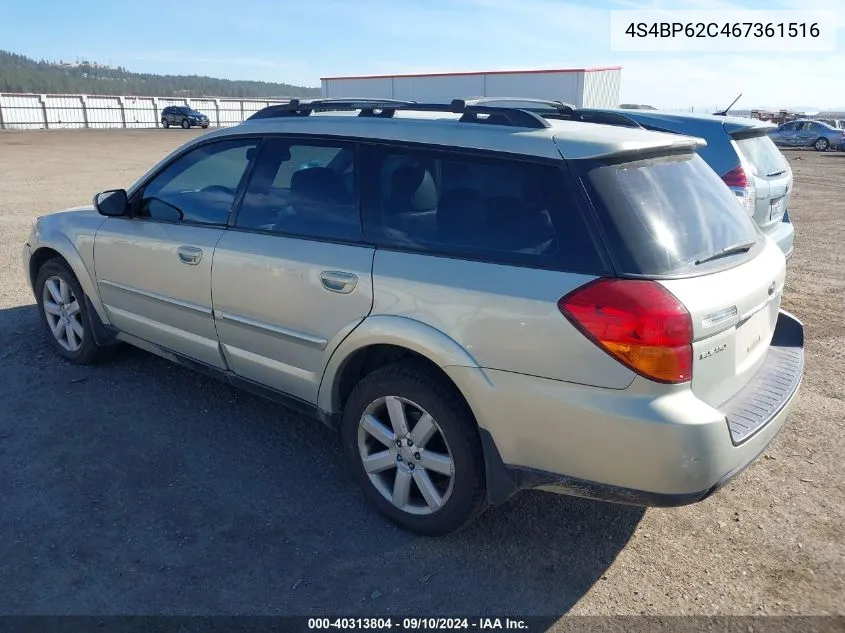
[579,152,760,276]
[734,133,789,177]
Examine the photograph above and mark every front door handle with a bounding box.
[320,271,358,294]
[177,245,203,265]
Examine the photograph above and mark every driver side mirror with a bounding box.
[94,189,129,217]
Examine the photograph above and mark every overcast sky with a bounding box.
[2,0,843,110]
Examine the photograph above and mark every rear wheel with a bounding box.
[35,259,111,365]
[161,118,169,128]
[181,118,190,129]
[814,137,830,151]
[341,362,486,536]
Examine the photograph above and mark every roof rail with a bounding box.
[247,98,415,120]
[463,98,642,128]
[465,97,576,114]
[246,98,552,129]
[566,110,643,128]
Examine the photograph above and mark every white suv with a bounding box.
[23,99,805,535]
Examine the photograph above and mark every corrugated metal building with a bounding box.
[320,67,622,108]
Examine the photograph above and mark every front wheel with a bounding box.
[814,137,830,151]
[161,118,169,128]
[35,259,112,365]
[181,118,190,129]
[341,362,487,536]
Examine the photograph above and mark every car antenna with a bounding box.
[714,93,742,116]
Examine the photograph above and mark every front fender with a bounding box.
[317,315,484,415]
[30,226,109,325]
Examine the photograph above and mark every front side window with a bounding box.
[138,138,260,225]
[360,146,601,271]
[236,138,359,241]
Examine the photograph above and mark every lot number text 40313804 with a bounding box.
[307,617,530,630]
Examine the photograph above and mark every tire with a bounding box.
[814,137,830,151]
[201,123,209,129]
[35,259,111,365]
[161,118,169,128]
[181,118,190,129]
[341,362,487,536]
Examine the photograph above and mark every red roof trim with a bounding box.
[320,66,622,81]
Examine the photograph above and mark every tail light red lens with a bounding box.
[721,165,748,188]
[558,278,693,384]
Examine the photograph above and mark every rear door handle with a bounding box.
[177,245,203,265]
[320,271,358,294]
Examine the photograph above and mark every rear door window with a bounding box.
[577,152,760,276]
[734,134,789,177]
[359,145,604,273]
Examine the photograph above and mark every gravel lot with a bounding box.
[0,130,842,622]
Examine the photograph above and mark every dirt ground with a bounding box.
[0,130,842,622]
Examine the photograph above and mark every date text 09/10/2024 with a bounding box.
[307,618,529,630]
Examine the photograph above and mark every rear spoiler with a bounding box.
[600,137,707,162]
[723,119,776,139]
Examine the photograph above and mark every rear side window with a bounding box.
[578,152,760,275]
[734,134,788,177]
[360,145,603,272]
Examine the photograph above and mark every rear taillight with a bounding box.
[721,165,747,188]
[723,164,756,216]
[558,279,693,384]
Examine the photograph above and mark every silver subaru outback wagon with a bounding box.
[22,98,805,536]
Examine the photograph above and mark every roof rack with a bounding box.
[464,97,576,114]
[463,97,642,128]
[246,98,553,129]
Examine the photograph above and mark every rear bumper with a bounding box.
[450,310,805,507]
[765,216,795,260]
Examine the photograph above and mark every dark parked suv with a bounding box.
[161,106,210,129]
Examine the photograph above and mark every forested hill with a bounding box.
[0,51,321,98]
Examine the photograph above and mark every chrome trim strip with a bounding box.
[702,305,738,329]
[99,279,213,315]
[737,289,782,326]
[214,310,328,350]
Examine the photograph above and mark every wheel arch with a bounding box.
[28,233,108,324]
[318,315,480,416]
[317,316,521,506]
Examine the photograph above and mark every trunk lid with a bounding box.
[660,239,785,406]
[572,146,786,404]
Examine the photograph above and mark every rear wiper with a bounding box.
[766,169,787,177]
[694,240,756,265]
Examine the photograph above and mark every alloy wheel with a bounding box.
[357,395,455,516]
[42,275,84,352]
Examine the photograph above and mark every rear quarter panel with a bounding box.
[369,250,636,389]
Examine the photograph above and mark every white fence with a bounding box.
[0,93,292,130]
